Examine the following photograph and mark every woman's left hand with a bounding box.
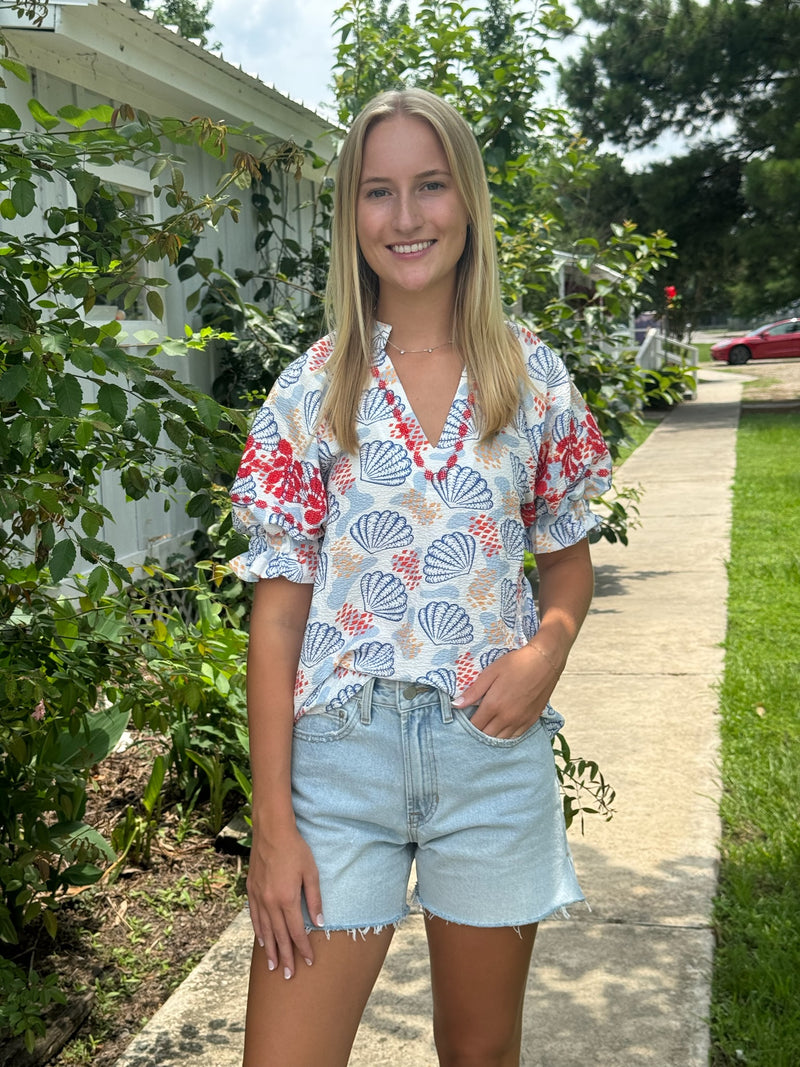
[453,540,595,739]
[452,642,561,739]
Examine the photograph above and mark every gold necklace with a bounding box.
[385,337,454,356]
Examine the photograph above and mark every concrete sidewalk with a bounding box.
[116,367,741,1066]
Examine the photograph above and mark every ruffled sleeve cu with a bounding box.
[229,355,328,584]
[518,333,612,553]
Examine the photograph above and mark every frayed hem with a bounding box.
[416,895,588,929]
[545,898,592,921]
[304,912,408,939]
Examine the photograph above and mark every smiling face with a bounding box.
[355,113,470,313]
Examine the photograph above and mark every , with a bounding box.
[711,318,800,364]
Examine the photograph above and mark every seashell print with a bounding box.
[300,459,319,486]
[511,454,530,496]
[499,579,519,627]
[526,420,544,454]
[350,510,414,553]
[431,465,493,510]
[303,389,322,434]
[500,519,526,561]
[267,555,304,583]
[239,534,268,573]
[360,571,408,621]
[480,648,508,670]
[277,354,308,387]
[327,684,360,710]
[552,409,576,445]
[352,641,395,675]
[528,343,568,386]
[250,406,280,448]
[326,495,341,524]
[302,682,323,710]
[359,440,413,486]
[423,532,476,584]
[373,327,390,355]
[439,399,478,448]
[357,387,394,425]
[230,473,257,508]
[317,438,334,479]
[417,601,474,645]
[550,513,584,548]
[520,601,537,638]
[424,667,456,692]
[313,551,328,590]
[300,621,344,667]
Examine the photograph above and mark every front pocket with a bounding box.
[292,700,360,742]
[453,707,543,748]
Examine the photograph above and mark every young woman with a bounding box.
[230,87,611,1066]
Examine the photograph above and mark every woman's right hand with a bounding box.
[245,577,320,977]
[247,823,324,979]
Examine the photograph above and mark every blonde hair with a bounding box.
[323,88,525,453]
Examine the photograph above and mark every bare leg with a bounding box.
[243,926,395,1067]
[425,916,538,1067]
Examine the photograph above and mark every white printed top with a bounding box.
[229,322,612,735]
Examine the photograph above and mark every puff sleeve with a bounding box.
[228,356,327,583]
[520,338,612,553]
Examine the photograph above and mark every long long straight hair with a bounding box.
[323,88,525,453]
